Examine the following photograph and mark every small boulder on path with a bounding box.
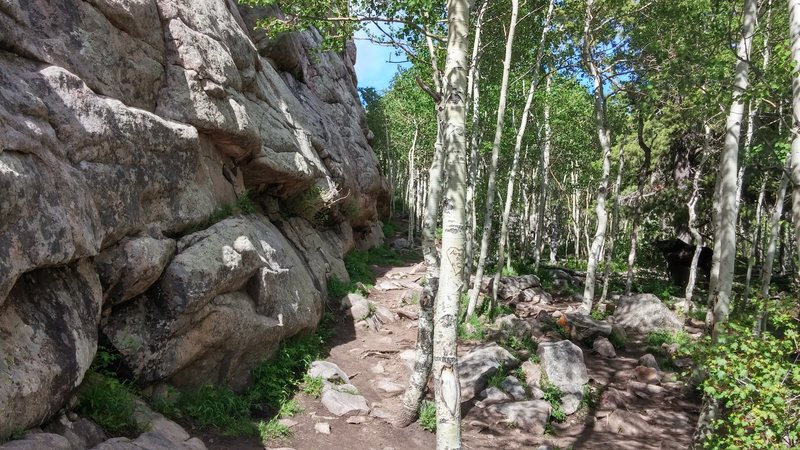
[638,354,660,370]
[308,360,350,384]
[614,294,682,333]
[537,340,589,415]
[321,384,370,417]
[564,313,612,342]
[458,344,519,402]
[342,293,371,321]
[487,400,551,434]
[476,387,511,408]
[592,337,616,358]
[501,376,527,401]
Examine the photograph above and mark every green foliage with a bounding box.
[590,306,611,321]
[418,401,437,432]
[301,375,324,399]
[645,330,691,355]
[236,191,257,214]
[249,332,327,408]
[694,317,799,449]
[258,418,292,440]
[326,244,411,299]
[501,266,519,277]
[382,221,399,237]
[580,385,599,411]
[76,372,142,436]
[278,399,303,418]
[1,428,26,443]
[503,334,538,358]
[177,384,256,436]
[637,278,681,302]
[487,365,508,389]
[542,378,566,423]
[208,205,234,226]
[458,313,485,341]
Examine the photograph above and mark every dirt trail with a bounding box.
[209,247,700,450]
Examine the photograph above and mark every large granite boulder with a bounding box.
[0,260,102,439]
[614,294,682,334]
[102,216,323,389]
[537,340,589,415]
[459,344,519,401]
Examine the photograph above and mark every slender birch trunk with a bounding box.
[492,0,556,302]
[433,0,469,446]
[757,162,789,333]
[707,0,757,337]
[581,0,612,313]
[625,111,652,295]
[789,0,800,268]
[466,0,520,317]
[743,179,766,300]
[686,124,712,303]
[464,2,487,286]
[696,0,758,445]
[601,141,625,303]
[535,75,553,271]
[407,124,419,243]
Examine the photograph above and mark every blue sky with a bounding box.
[354,25,410,91]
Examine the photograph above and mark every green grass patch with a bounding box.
[418,401,437,432]
[177,384,256,436]
[382,220,399,237]
[503,335,538,358]
[236,191,257,214]
[487,365,508,389]
[258,418,292,440]
[76,371,143,436]
[458,313,485,341]
[644,329,691,355]
[301,375,323,398]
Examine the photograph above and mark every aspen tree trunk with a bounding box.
[789,0,800,268]
[707,0,757,337]
[757,163,789,333]
[492,0,556,301]
[601,142,625,303]
[696,0,758,445]
[743,179,766,300]
[407,124,419,243]
[432,0,469,445]
[464,1,487,286]
[466,0,520,317]
[581,0,612,313]
[535,74,553,271]
[625,111,652,295]
[686,124,711,303]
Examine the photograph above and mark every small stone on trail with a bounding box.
[370,363,385,374]
[320,384,370,417]
[500,376,527,401]
[487,400,551,434]
[375,379,405,396]
[314,422,331,435]
[638,353,660,370]
[592,337,616,358]
[308,361,350,384]
[458,344,519,402]
[520,360,542,389]
[634,366,661,384]
[277,419,298,428]
[475,387,511,408]
[537,340,589,415]
[346,416,367,424]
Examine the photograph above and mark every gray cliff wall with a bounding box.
[0,0,388,435]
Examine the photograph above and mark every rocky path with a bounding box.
[220,250,700,450]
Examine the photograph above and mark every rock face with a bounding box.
[0,0,387,437]
[614,294,683,333]
[459,344,520,402]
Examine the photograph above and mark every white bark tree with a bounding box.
[757,160,789,334]
[580,0,612,314]
[789,0,800,265]
[601,141,625,303]
[431,0,470,446]
[492,0,556,302]
[466,0,520,317]
[707,0,757,337]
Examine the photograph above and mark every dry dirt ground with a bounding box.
[203,250,700,450]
